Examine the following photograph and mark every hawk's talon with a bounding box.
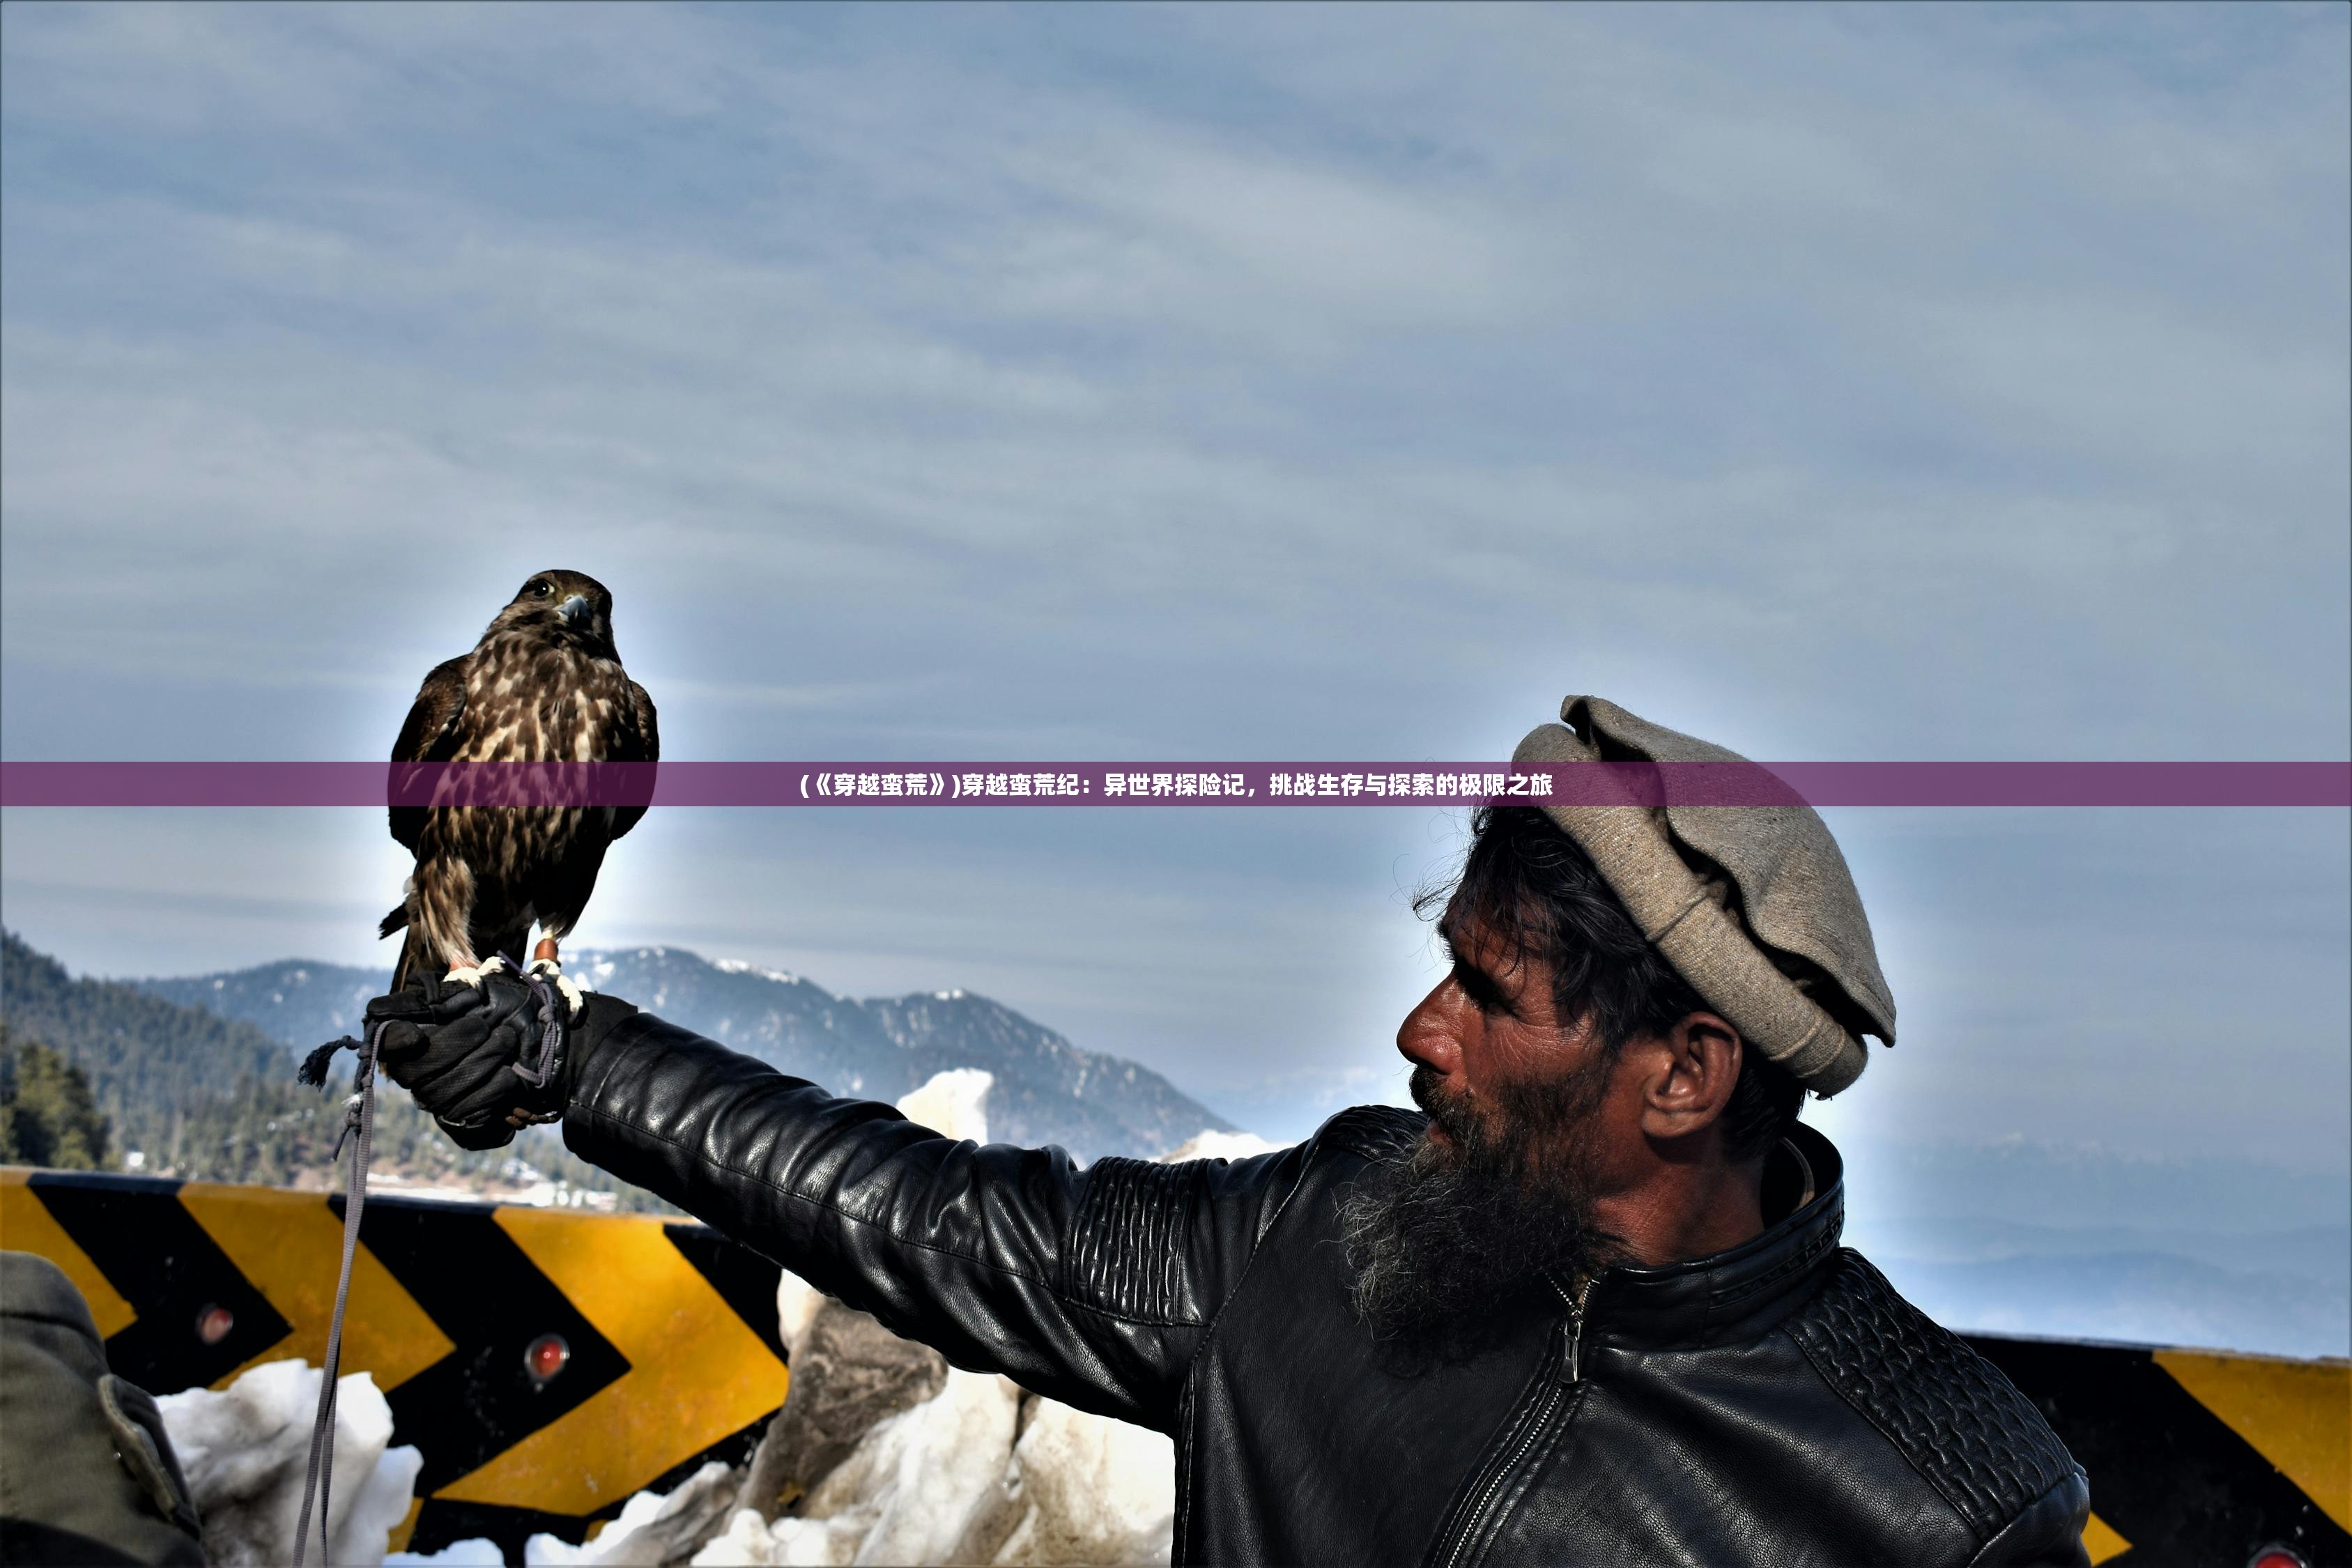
[443,954,510,988]
[525,957,587,1020]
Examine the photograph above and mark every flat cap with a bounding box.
[1512,696,1896,1096]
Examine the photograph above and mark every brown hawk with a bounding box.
[379,569,658,1012]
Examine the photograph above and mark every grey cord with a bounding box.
[293,1021,382,1568]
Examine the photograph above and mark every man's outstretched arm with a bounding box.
[369,974,1309,1434]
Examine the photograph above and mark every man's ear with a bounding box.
[1638,1011,1743,1142]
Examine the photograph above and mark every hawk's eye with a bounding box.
[532,581,552,598]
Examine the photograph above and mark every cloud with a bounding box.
[2,4,2344,1152]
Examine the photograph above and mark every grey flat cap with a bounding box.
[1512,696,1896,1096]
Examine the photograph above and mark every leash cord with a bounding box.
[292,1021,381,1568]
[513,974,564,1089]
[287,963,563,1559]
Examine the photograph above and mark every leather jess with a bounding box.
[559,1008,2091,1567]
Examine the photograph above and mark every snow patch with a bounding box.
[693,1371,1020,1566]
[1159,1130,1286,1165]
[157,1360,421,1567]
[523,1461,739,1565]
[715,958,802,984]
[990,1396,1174,1565]
[896,1069,994,1145]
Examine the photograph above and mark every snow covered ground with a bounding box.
[157,1360,420,1566]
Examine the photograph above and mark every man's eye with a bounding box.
[1454,967,1507,1016]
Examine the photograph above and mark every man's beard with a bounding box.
[1339,1057,1625,1367]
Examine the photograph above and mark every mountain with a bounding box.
[137,944,1234,1161]
[1840,1135,2351,1235]
[2,929,305,1176]
[1839,1137,2352,1359]
[1872,1250,2349,1361]
[1847,1215,2351,1294]
[0,929,656,1204]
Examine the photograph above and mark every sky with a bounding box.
[2,3,2346,1174]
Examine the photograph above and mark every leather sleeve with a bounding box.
[560,1010,1314,1434]
[1965,1472,2093,1568]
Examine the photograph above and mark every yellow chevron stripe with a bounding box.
[2080,1510,2130,1564]
[0,1169,137,1339]
[176,1183,454,1392]
[431,1207,788,1515]
[2155,1348,2351,1532]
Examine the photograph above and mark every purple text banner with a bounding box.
[1,761,2346,808]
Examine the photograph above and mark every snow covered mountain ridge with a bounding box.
[138,946,1236,1162]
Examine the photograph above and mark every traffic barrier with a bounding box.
[2,1168,787,1559]
[3,1167,2345,1565]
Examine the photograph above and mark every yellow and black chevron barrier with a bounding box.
[1969,1333,2346,1566]
[4,1166,2346,1566]
[2,1167,789,1560]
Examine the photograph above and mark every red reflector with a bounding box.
[2248,1548,2308,1568]
[524,1332,571,1385]
[194,1304,234,1345]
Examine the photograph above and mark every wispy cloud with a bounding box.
[3,3,2344,1148]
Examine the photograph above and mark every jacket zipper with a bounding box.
[1433,1277,1592,1568]
[1561,1275,1589,1382]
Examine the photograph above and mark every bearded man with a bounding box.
[367,698,2090,1566]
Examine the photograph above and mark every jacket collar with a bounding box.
[1577,1122,1846,1353]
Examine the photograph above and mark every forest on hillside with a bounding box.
[0,930,664,1208]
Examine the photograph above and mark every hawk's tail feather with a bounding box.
[392,929,422,995]
[379,903,409,939]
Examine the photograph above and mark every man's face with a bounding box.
[1339,906,1631,1360]
[1397,910,1639,1192]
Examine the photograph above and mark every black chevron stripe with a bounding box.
[29,1171,292,1393]
[352,1197,631,1494]
[405,1413,773,1562]
[663,1221,786,1363]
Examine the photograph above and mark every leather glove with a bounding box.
[364,969,569,1150]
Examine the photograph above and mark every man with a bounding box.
[371,696,2091,1565]
[1,1252,207,1566]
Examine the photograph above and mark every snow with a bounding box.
[679,1369,1173,1566]
[1158,1130,1286,1165]
[806,1368,1023,1562]
[522,1462,739,1565]
[157,1359,422,1567]
[893,1068,993,1145]
[987,1396,1174,1565]
[714,959,801,985]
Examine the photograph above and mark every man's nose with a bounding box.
[1397,975,1467,1077]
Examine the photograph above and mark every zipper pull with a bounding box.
[1552,1275,1594,1385]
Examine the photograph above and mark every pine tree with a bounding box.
[0,1024,113,1170]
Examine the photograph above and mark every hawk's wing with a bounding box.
[389,656,468,852]
[611,678,659,842]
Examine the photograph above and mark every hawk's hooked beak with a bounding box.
[556,594,590,624]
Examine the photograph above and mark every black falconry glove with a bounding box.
[360,970,633,1149]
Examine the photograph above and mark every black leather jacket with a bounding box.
[562,1006,2091,1567]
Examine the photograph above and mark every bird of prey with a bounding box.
[379,570,658,1013]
